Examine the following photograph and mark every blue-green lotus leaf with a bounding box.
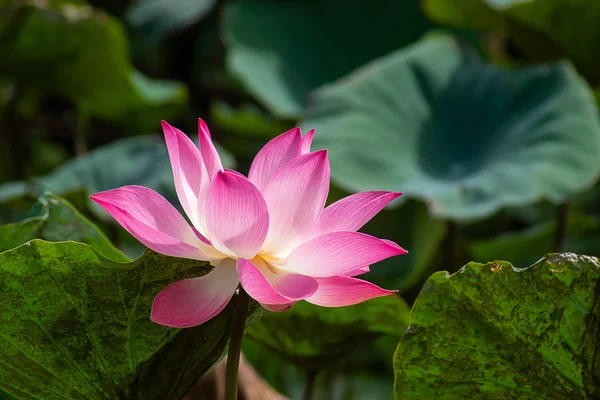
[223,0,430,117]
[305,36,600,220]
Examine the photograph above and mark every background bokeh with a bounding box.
[1,0,600,399]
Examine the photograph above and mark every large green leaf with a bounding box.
[305,35,600,221]
[0,193,127,260]
[0,135,235,217]
[247,295,410,370]
[394,253,600,399]
[223,0,431,117]
[126,0,216,40]
[0,241,261,400]
[0,0,188,129]
[423,0,600,85]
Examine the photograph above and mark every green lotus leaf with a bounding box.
[0,240,261,400]
[305,35,600,220]
[0,193,127,260]
[394,253,600,399]
[223,0,431,117]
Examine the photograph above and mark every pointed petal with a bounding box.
[151,259,239,328]
[198,118,223,180]
[205,171,269,259]
[306,276,397,307]
[248,127,304,191]
[301,128,315,154]
[162,120,209,232]
[91,186,222,260]
[276,232,407,277]
[261,151,330,255]
[237,258,317,304]
[311,191,402,238]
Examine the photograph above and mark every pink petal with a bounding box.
[90,186,222,261]
[301,128,315,154]
[151,259,239,328]
[306,276,397,307]
[237,258,318,304]
[162,120,209,232]
[248,127,303,191]
[198,119,223,180]
[311,191,402,238]
[261,151,330,255]
[205,171,269,259]
[276,232,407,277]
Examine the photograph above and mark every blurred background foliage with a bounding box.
[1,0,600,398]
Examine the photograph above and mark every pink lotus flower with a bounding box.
[90,120,406,328]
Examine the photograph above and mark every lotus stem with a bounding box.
[224,286,250,400]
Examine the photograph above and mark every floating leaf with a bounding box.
[126,0,216,39]
[0,241,261,399]
[305,35,600,221]
[0,0,188,129]
[0,193,127,260]
[223,0,430,117]
[247,295,409,370]
[394,253,600,399]
[423,0,600,85]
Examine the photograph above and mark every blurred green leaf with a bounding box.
[305,35,600,221]
[0,0,188,130]
[0,241,261,400]
[394,253,600,399]
[0,135,235,217]
[223,0,431,117]
[0,182,36,225]
[126,0,216,39]
[38,135,177,205]
[0,192,128,260]
[469,213,599,268]
[423,0,506,32]
[423,0,600,85]
[0,182,28,204]
[247,295,409,370]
